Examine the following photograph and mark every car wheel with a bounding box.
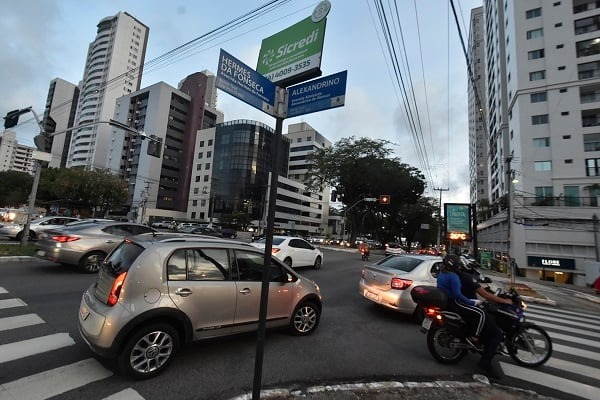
[289,301,320,336]
[78,251,106,273]
[283,257,292,267]
[313,256,322,270]
[117,323,179,380]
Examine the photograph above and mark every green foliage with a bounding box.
[0,171,33,207]
[0,243,36,256]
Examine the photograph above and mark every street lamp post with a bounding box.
[341,197,377,244]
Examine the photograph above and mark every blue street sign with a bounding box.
[286,70,347,118]
[216,49,277,116]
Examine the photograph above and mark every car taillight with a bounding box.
[391,277,413,290]
[271,248,281,254]
[51,235,80,243]
[107,272,127,306]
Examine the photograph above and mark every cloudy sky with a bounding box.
[0,0,482,204]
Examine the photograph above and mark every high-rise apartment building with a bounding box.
[0,130,35,174]
[109,71,222,222]
[473,0,600,286]
[43,78,79,168]
[67,12,148,170]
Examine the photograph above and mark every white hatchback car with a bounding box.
[0,216,80,240]
[250,236,323,269]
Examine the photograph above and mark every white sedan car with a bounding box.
[250,236,323,269]
[0,216,80,240]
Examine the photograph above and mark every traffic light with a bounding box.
[379,195,391,204]
[3,108,31,129]
[34,134,52,152]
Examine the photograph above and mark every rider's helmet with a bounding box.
[442,254,462,271]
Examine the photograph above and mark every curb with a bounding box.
[227,379,492,400]
[573,292,600,304]
[0,256,37,263]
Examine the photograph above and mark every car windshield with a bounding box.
[256,237,285,245]
[376,256,423,272]
[103,240,145,276]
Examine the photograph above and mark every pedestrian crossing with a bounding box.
[0,286,145,400]
[500,303,600,400]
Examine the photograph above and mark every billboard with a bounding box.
[256,16,326,87]
[286,70,347,118]
[444,203,472,240]
[216,49,277,116]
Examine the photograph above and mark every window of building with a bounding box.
[563,134,572,139]
[586,158,600,176]
[532,114,549,125]
[535,161,552,171]
[198,152,203,158]
[195,176,200,182]
[192,200,197,206]
[555,22,563,27]
[558,66,566,70]
[561,111,570,115]
[560,88,567,93]
[557,44,564,49]
[577,37,600,57]
[582,109,600,126]
[533,137,550,147]
[578,61,600,79]
[554,2,561,6]
[584,133,600,151]
[201,199,206,207]
[528,49,545,60]
[196,164,201,171]
[527,28,544,39]
[526,8,542,19]
[208,139,213,146]
[565,159,573,164]
[205,163,210,169]
[199,141,205,147]
[575,15,600,35]
[575,0,600,13]
[530,70,546,81]
[207,151,212,158]
[530,92,547,102]
[535,186,554,199]
[203,175,209,182]
[297,137,302,142]
[564,186,580,206]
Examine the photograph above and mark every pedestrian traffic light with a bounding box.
[379,195,391,204]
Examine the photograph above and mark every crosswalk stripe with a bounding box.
[527,304,600,321]
[0,314,45,332]
[500,361,599,400]
[0,333,75,363]
[524,313,600,332]
[553,343,599,362]
[545,357,600,381]
[548,332,600,349]
[0,287,7,294]
[102,388,146,400]
[529,320,599,338]
[525,307,598,325]
[0,298,27,310]
[0,358,112,400]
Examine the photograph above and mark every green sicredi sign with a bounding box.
[445,203,471,235]
[257,16,326,86]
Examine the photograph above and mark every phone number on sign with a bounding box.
[266,60,311,80]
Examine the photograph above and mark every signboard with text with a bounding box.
[216,49,277,116]
[256,16,326,87]
[444,203,472,240]
[286,70,347,118]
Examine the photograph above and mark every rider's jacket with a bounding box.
[437,270,477,306]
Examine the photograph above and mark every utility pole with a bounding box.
[593,214,599,262]
[506,155,515,286]
[434,188,449,253]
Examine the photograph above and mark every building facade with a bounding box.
[0,130,35,175]
[473,0,600,286]
[43,78,80,168]
[108,71,222,223]
[67,12,149,170]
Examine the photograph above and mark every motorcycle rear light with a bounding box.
[51,235,80,243]
[107,272,127,306]
[424,307,439,317]
[391,278,413,290]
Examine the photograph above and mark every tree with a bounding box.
[0,171,33,207]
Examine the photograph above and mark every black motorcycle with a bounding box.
[410,285,552,367]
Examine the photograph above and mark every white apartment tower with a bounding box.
[475,0,600,286]
[43,78,79,168]
[67,12,148,170]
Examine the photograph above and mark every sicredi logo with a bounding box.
[261,29,320,67]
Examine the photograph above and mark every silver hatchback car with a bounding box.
[359,254,442,319]
[35,220,156,273]
[78,234,323,379]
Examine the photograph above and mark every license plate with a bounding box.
[79,305,90,321]
[364,290,379,301]
[421,317,432,330]
[36,250,45,257]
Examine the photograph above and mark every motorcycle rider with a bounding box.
[437,254,508,378]
[358,242,370,259]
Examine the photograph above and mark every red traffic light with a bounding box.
[379,195,391,204]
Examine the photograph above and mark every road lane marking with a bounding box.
[525,311,600,331]
[0,287,7,294]
[0,298,27,310]
[500,361,598,400]
[0,358,112,400]
[0,333,75,363]
[530,320,599,338]
[103,388,146,400]
[526,304,600,321]
[549,332,600,349]
[545,358,600,381]
[0,314,45,332]
[553,343,599,362]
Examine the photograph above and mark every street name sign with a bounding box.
[216,49,277,116]
[285,70,347,118]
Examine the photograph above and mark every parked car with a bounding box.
[35,220,156,273]
[78,233,322,379]
[359,254,442,320]
[0,216,80,241]
[151,220,174,229]
[250,236,323,269]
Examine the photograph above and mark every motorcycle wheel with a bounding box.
[426,326,466,364]
[507,323,552,367]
